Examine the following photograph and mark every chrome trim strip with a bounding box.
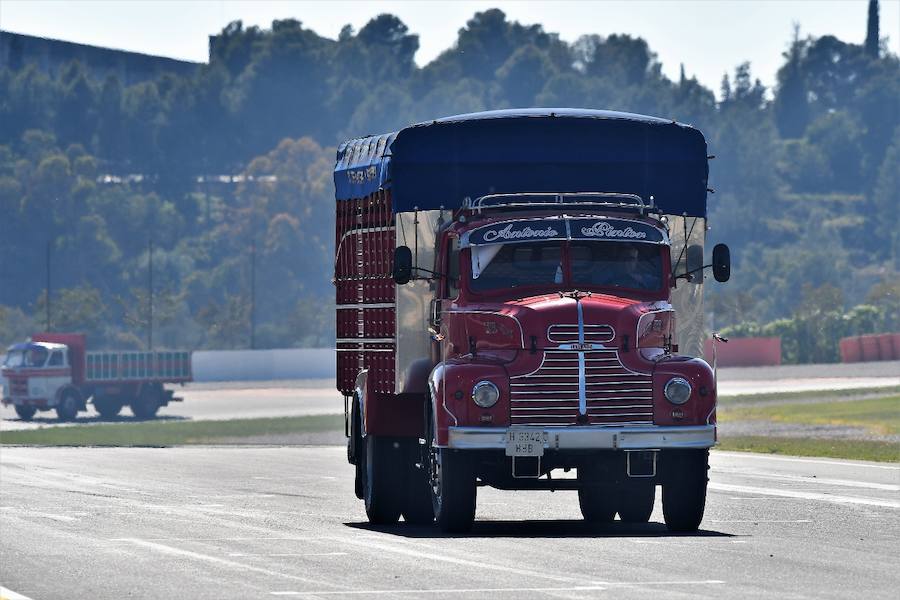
[447,425,716,450]
[576,299,587,417]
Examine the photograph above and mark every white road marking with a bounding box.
[713,451,900,471]
[229,552,348,557]
[111,538,344,588]
[26,511,78,522]
[709,520,810,524]
[0,586,35,600]
[709,482,900,508]
[715,468,900,491]
[269,581,724,596]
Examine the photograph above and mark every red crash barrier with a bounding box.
[702,337,782,367]
[840,333,900,362]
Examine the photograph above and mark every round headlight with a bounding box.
[472,381,500,408]
[664,377,692,405]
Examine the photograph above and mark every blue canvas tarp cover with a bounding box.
[334,109,709,218]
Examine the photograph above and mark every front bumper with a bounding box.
[447,424,716,451]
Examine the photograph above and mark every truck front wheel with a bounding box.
[662,450,709,532]
[55,390,80,421]
[15,405,37,421]
[430,446,476,533]
[426,403,475,533]
[363,435,403,525]
[401,440,434,525]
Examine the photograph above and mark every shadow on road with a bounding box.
[345,520,736,539]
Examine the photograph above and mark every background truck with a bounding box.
[1,332,191,421]
[334,108,730,532]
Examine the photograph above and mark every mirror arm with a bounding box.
[411,267,451,281]
[674,263,713,281]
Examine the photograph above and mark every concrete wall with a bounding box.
[192,349,334,382]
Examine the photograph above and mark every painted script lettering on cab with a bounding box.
[482,224,560,242]
[581,221,647,239]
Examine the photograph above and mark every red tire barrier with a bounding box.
[703,337,781,367]
[839,333,900,362]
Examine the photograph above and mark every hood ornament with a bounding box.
[558,290,592,301]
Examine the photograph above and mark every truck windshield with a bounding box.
[469,240,662,293]
[570,241,662,290]
[470,241,564,292]
[3,350,25,368]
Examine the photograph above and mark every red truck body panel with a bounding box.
[334,189,397,398]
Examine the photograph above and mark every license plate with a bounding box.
[505,428,547,457]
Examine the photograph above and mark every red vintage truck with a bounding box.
[334,109,730,532]
[2,333,191,421]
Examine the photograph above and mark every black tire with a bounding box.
[617,482,656,523]
[350,400,364,500]
[363,435,403,525]
[131,385,161,420]
[427,408,476,533]
[55,390,80,421]
[662,450,709,532]
[93,395,123,419]
[577,473,617,524]
[14,405,37,421]
[401,440,434,525]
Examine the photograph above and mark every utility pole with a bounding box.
[148,238,153,350]
[250,239,256,349]
[45,241,51,332]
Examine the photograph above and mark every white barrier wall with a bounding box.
[192,348,334,382]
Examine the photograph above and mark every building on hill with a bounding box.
[0,30,201,84]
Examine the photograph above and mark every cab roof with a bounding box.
[334,108,709,217]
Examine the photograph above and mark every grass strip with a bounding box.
[719,395,900,435]
[716,435,900,463]
[718,385,900,405]
[0,414,344,446]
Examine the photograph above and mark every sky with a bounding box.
[1,0,898,96]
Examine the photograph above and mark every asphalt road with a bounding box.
[1,446,898,599]
[3,361,899,431]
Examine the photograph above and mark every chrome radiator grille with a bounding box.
[509,350,654,426]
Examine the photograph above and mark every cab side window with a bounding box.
[48,351,63,367]
[446,237,460,299]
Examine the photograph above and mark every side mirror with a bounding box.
[393,246,413,285]
[686,244,704,282]
[712,244,731,282]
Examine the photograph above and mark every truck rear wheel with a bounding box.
[363,435,403,525]
[55,390,80,421]
[14,405,37,421]
[617,482,655,523]
[662,450,709,532]
[93,395,123,419]
[131,385,161,420]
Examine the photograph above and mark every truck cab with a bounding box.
[2,341,75,421]
[334,109,730,533]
